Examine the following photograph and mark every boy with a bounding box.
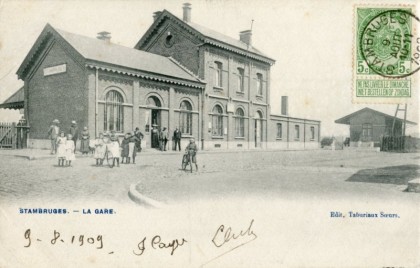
[185,138,198,172]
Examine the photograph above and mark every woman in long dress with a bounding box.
[128,133,139,164]
[80,126,90,155]
[94,133,106,166]
[56,131,67,167]
[121,133,130,164]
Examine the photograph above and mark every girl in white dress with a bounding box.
[109,132,120,167]
[65,134,76,167]
[56,131,67,167]
[94,133,106,166]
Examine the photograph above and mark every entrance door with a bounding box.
[254,111,263,148]
[151,109,161,148]
[147,96,162,149]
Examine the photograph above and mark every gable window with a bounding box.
[179,100,192,135]
[235,108,245,138]
[294,125,300,140]
[310,126,315,140]
[214,61,223,88]
[277,123,282,139]
[212,105,223,136]
[256,73,263,95]
[237,68,244,92]
[104,90,124,132]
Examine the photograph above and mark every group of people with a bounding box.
[48,119,80,167]
[151,125,183,151]
[48,119,198,170]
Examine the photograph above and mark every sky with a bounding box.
[0,0,418,136]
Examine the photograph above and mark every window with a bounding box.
[277,123,282,139]
[212,105,223,136]
[362,123,373,140]
[179,100,192,135]
[310,126,315,140]
[237,68,244,92]
[214,62,223,88]
[235,108,245,137]
[294,125,300,140]
[104,90,124,132]
[256,73,263,95]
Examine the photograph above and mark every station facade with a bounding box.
[16,4,320,150]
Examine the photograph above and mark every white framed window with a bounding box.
[277,123,282,139]
[214,61,223,88]
[237,68,244,92]
[235,108,245,137]
[212,105,223,136]
[104,90,124,132]
[179,100,192,135]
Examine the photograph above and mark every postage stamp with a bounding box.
[353,6,419,103]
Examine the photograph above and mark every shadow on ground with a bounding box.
[346,165,420,185]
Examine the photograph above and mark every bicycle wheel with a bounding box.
[106,151,114,168]
[189,154,193,173]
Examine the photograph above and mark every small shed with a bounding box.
[335,107,416,145]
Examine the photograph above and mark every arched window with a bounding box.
[104,90,124,132]
[179,100,192,135]
[214,61,223,88]
[235,108,245,137]
[212,105,223,136]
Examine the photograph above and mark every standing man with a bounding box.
[70,120,79,153]
[48,119,60,154]
[173,127,182,151]
[160,127,168,151]
[134,127,144,152]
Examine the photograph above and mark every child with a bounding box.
[109,131,120,167]
[56,131,67,167]
[185,138,198,172]
[93,133,106,166]
[65,134,76,167]
[80,126,90,156]
[121,133,130,164]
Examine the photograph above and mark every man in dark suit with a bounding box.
[173,127,182,151]
[48,119,60,154]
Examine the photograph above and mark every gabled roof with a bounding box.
[0,87,24,110]
[335,107,416,125]
[17,24,204,88]
[135,10,275,65]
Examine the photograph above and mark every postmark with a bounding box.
[353,6,419,103]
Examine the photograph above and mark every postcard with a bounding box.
[0,0,419,267]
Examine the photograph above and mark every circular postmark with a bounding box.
[360,9,420,78]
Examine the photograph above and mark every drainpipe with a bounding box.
[95,68,99,137]
[303,119,306,150]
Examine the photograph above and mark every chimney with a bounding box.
[97,31,111,43]
[153,11,162,21]
[183,3,191,23]
[281,96,288,116]
[239,30,252,46]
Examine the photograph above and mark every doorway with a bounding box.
[254,111,263,148]
[147,96,162,149]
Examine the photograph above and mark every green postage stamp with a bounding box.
[354,6,419,103]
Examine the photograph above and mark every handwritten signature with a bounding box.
[212,219,257,248]
[133,235,187,256]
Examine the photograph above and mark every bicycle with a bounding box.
[181,150,197,173]
[103,144,114,168]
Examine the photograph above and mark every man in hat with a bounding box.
[134,127,144,152]
[173,127,182,151]
[69,120,79,153]
[185,138,198,172]
[47,119,60,154]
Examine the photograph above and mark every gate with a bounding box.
[381,136,420,152]
[0,119,29,149]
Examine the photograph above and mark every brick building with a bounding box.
[15,4,320,150]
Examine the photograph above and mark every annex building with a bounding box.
[14,4,320,150]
